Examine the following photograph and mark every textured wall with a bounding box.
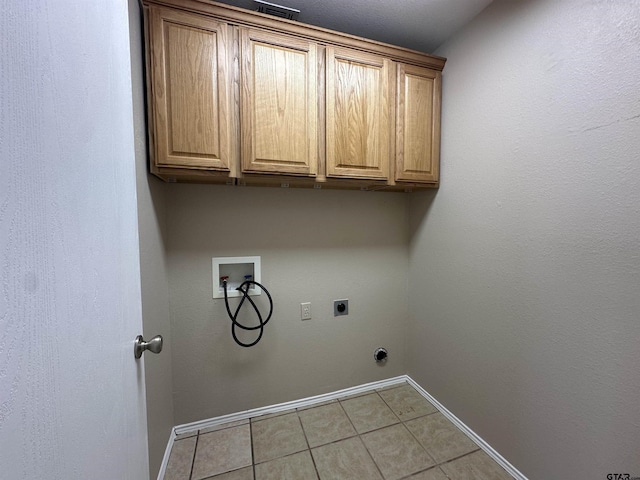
[0,1,149,478]
[166,185,409,424]
[407,1,640,478]
[128,1,175,478]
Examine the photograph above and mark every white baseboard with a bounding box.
[156,427,176,480]
[158,375,527,480]
[172,376,408,436]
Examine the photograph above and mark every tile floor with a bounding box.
[164,382,513,480]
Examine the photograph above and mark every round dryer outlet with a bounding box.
[374,347,388,363]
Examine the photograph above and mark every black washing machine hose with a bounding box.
[222,279,273,347]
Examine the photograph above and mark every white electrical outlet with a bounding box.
[301,302,312,320]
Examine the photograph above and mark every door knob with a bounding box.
[134,334,163,359]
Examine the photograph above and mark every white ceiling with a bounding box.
[214,0,494,53]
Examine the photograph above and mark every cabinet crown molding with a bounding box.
[143,0,446,70]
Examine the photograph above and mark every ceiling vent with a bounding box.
[253,0,300,21]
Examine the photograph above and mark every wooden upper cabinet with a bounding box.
[240,28,318,176]
[142,0,445,189]
[148,6,232,172]
[326,47,393,180]
[395,64,441,183]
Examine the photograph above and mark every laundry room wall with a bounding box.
[166,185,410,424]
[407,1,640,478]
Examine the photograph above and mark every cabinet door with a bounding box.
[326,47,392,180]
[149,6,231,171]
[396,64,441,183]
[241,28,318,176]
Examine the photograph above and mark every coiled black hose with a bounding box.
[222,279,273,347]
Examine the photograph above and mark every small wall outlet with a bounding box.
[301,302,312,320]
[333,299,349,316]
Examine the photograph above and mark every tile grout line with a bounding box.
[307,447,321,480]
[401,410,482,470]
[188,433,199,480]
[396,465,450,480]
[303,395,392,478]
[375,389,406,426]
[401,415,438,467]
[249,420,256,479]
[344,391,399,480]
[359,438,386,480]
[250,411,311,470]
[379,385,480,476]
[356,423,387,479]
[336,397,360,437]
[373,390,402,424]
[295,409,310,450]
[294,410,321,479]
[382,385,461,469]
[436,447,483,469]
[365,389,438,480]
[339,390,401,435]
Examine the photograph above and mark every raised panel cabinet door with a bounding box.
[396,64,441,183]
[149,6,231,170]
[326,47,392,180]
[241,28,318,176]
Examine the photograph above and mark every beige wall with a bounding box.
[166,185,409,424]
[128,1,174,477]
[408,1,640,478]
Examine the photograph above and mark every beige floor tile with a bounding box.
[164,436,197,480]
[404,467,450,480]
[340,393,399,433]
[378,384,438,421]
[208,466,254,480]
[311,437,383,480]
[361,424,434,480]
[192,425,252,480]
[298,402,357,447]
[254,451,318,480]
[405,413,478,464]
[252,413,308,463]
[440,450,513,479]
[200,419,249,435]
